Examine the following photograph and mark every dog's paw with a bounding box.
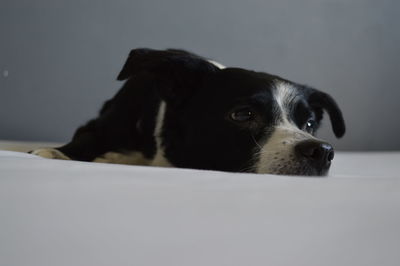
[29,148,71,160]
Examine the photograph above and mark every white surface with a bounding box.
[1,150,400,266]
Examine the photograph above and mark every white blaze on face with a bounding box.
[256,81,317,174]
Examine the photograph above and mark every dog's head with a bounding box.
[118,49,345,175]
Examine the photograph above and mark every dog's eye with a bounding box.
[231,108,253,122]
[304,119,316,134]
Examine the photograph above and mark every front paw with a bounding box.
[29,148,71,160]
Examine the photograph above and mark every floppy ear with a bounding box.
[117,48,219,106]
[307,89,346,138]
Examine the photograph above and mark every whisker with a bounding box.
[251,134,262,149]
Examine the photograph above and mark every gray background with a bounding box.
[1,0,399,150]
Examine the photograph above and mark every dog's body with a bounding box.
[32,48,345,175]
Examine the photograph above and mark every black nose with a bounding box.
[295,140,334,169]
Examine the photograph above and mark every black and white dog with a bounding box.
[32,48,345,175]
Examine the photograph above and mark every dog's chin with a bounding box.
[258,161,331,176]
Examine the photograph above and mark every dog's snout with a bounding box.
[295,140,334,169]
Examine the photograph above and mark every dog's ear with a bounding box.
[117,48,154,81]
[307,88,346,138]
[117,48,220,106]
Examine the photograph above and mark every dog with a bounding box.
[31,48,345,175]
